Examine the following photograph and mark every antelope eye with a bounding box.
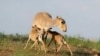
[38,28,41,30]
[61,21,65,24]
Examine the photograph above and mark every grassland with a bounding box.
[0,32,100,56]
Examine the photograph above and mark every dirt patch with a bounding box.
[0,49,13,56]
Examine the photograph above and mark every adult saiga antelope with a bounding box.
[32,12,67,32]
[32,12,67,52]
[47,30,73,56]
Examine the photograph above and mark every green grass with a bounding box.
[0,32,100,56]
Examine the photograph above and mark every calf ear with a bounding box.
[48,28,52,31]
[49,28,52,30]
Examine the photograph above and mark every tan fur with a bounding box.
[32,12,67,32]
[32,12,67,52]
[47,31,73,56]
[24,25,72,55]
[24,26,47,52]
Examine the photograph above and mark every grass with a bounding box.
[0,32,100,56]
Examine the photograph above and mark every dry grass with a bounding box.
[0,33,100,56]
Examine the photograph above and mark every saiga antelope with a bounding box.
[24,25,47,52]
[32,12,67,52]
[24,25,72,56]
[47,30,73,56]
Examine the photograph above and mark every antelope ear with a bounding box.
[32,25,36,28]
[56,16,59,18]
[56,16,61,19]
[33,25,36,27]
[32,26,34,28]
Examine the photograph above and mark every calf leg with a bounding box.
[29,40,38,49]
[38,34,48,53]
[47,38,53,47]
[63,41,73,56]
[57,43,63,53]
[24,38,30,49]
[54,40,57,52]
[43,32,48,45]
